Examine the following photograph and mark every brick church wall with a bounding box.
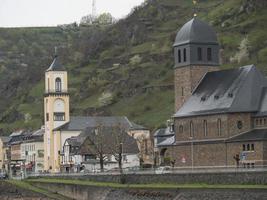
[174,65,218,112]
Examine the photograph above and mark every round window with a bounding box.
[237,121,243,129]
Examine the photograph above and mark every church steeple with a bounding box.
[44,51,70,172]
[173,17,220,112]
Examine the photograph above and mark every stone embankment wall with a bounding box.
[0,181,49,200]
[32,182,267,200]
[36,171,267,185]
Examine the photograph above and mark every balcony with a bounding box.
[44,89,69,97]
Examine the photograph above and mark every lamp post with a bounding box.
[189,136,193,170]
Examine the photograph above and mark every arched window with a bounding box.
[178,49,181,63]
[203,120,207,136]
[217,119,222,136]
[183,48,187,62]
[198,47,202,61]
[207,48,212,61]
[55,78,62,92]
[179,125,183,133]
[190,121,194,137]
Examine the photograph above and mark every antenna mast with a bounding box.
[92,0,96,17]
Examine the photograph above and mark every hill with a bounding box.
[0,0,267,134]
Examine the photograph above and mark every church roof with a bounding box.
[173,17,218,47]
[54,116,146,131]
[46,55,65,71]
[174,65,267,118]
[226,129,267,142]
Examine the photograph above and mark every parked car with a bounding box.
[0,172,7,179]
[155,166,172,174]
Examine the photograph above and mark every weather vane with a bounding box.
[193,0,197,17]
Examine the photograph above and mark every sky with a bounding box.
[0,0,145,27]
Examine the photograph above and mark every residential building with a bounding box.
[0,136,10,172]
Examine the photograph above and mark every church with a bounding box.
[155,17,267,168]
[43,55,151,172]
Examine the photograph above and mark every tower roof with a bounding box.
[173,17,218,47]
[46,55,65,72]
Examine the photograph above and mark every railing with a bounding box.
[45,89,68,93]
[27,165,267,177]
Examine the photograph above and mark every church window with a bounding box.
[217,119,222,136]
[183,48,187,62]
[55,78,62,92]
[178,50,181,63]
[251,143,255,151]
[190,121,194,137]
[203,120,208,136]
[46,113,49,121]
[255,119,259,126]
[207,48,212,61]
[179,125,183,133]
[247,144,250,151]
[54,112,65,121]
[237,121,243,129]
[198,47,202,61]
[264,118,266,125]
[243,144,246,151]
[181,87,184,96]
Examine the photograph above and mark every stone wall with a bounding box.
[32,181,267,200]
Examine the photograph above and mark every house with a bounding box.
[155,17,267,168]
[61,121,142,172]
[43,54,152,172]
[20,128,44,172]
[0,136,10,172]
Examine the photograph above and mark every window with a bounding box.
[247,144,250,151]
[48,78,50,91]
[217,119,222,136]
[207,48,212,61]
[198,47,202,61]
[178,49,181,63]
[179,125,183,134]
[55,78,62,92]
[46,113,49,121]
[181,87,184,96]
[54,112,65,121]
[251,143,255,151]
[243,144,246,151]
[237,121,243,129]
[183,48,187,62]
[123,155,127,162]
[190,121,194,137]
[203,120,208,136]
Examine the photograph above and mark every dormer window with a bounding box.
[55,78,62,92]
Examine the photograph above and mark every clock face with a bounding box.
[237,121,243,129]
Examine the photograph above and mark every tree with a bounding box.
[95,13,114,25]
[80,14,96,25]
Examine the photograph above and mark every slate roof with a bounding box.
[65,126,139,155]
[154,128,175,147]
[54,116,146,132]
[254,88,267,117]
[174,65,267,118]
[226,129,267,143]
[46,55,65,71]
[173,17,218,47]
[0,136,10,144]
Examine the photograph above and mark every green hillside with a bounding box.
[0,0,266,135]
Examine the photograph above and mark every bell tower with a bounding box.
[44,53,69,171]
[173,17,220,112]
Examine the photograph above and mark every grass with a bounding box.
[7,180,69,200]
[26,178,267,190]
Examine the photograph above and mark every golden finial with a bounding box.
[193,0,197,17]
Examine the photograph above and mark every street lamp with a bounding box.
[189,136,193,170]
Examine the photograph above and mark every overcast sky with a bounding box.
[0,0,145,27]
